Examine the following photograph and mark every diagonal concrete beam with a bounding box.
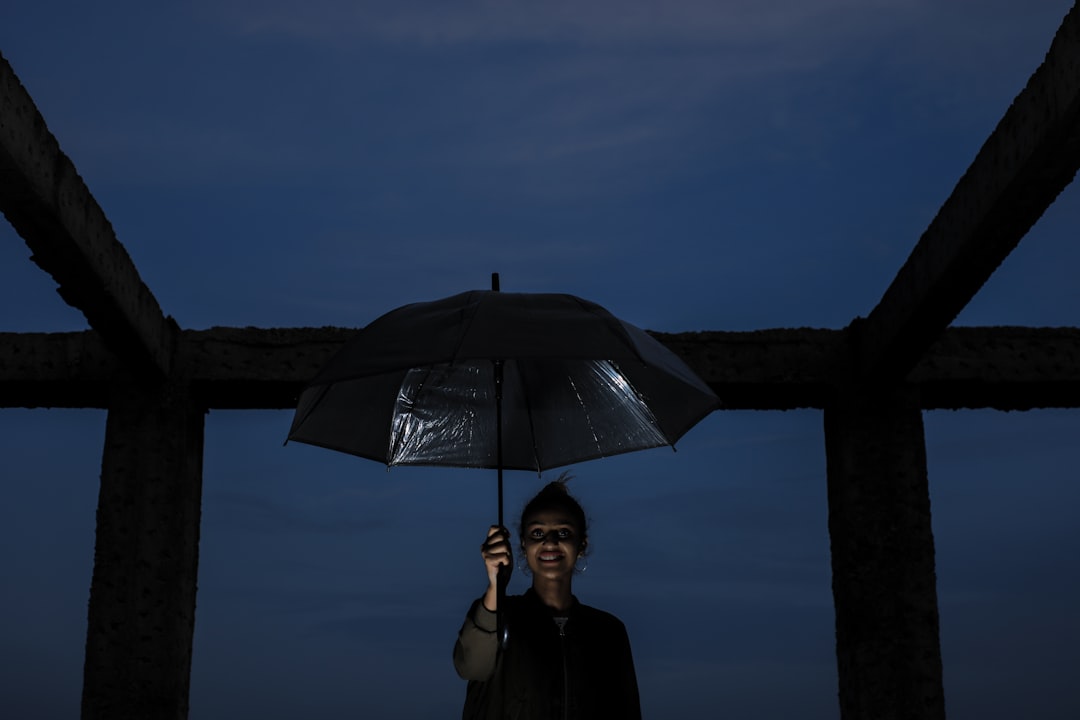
[857,3,1080,383]
[0,53,176,377]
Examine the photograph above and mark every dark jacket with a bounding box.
[454,588,641,720]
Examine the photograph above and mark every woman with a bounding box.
[453,478,642,719]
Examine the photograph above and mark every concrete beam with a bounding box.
[0,331,117,408]
[0,53,176,377]
[0,327,842,410]
[824,387,946,720]
[857,3,1080,382]
[3,326,1080,410]
[176,326,358,409]
[650,328,843,409]
[82,378,204,720]
[913,326,1080,410]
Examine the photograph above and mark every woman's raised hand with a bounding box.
[480,525,512,609]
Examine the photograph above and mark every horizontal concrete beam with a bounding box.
[0,330,117,408]
[0,53,176,377]
[858,3,1080,382]
[185,327,846,410]
[3,326,1080,411]
[912,326,1080,410]
[650,328,843,410]
[176,326,357,409]
[661,326,1080,410]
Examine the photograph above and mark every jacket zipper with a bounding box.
[559,621,569,720]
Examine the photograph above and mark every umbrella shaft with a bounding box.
[494,357,509,649]
[494,359,504,528]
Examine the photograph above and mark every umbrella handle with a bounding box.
[496,564,510,649]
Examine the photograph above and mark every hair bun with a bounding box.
[544,470,574,492]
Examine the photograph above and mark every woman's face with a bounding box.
[521,508,586,581]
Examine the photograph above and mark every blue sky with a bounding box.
[2,1,1078,718]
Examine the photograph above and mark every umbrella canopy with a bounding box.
[287,289,719,474]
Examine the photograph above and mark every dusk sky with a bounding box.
[2,1,1079,718]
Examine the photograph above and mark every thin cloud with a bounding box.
[205,489,388,535]
[209,0,915,50]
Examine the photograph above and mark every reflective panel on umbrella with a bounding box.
[389,363,496,467]
[382,359,671,470]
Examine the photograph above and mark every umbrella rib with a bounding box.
[610,359,669,443]
[287,383,331,441]
[387,366,434,464]
[513,361,543,474]
[567,295,646,363]
[565,371,605,459]
[448,291,484,364]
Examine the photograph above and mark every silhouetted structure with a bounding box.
[2,4,1079,719]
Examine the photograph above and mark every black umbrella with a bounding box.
[288,277,718,521]
[286,275,719,638]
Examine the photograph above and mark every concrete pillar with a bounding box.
[823,387,945,720]
[82,378,205,720]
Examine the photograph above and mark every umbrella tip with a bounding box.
[491,272,500,291]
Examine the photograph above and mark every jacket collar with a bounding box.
[523,586,579,616]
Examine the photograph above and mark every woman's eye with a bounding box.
[557,529,571,539]
[530,529,544,539]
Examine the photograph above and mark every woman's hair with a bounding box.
[518,471,588,550]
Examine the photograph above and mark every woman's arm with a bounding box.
[453,598,499,680]
[453,525,512,680]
